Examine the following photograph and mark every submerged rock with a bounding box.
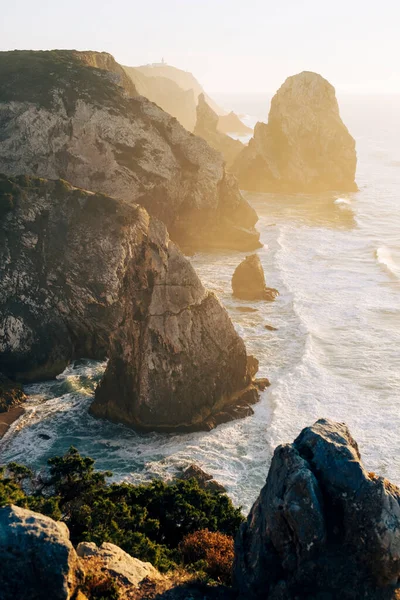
[234,71,357,193]
[0,174,259,430]
[0,50,260,252]
[233,419,400,599]
[194,94,244,167]
[0,505,81,600]
[232,255,279,301]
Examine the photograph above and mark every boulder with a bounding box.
[194,94,244,167]
[180,464,227,494]
[0,174,259,430]
[0,49,260,252]
[233,419,400,599]
[233,71,357,193]
[0,505,81,600]
[77,541,160,588]
[232,255,279,301]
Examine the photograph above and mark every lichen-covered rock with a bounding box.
[0,174,258,430]
[0,505,81,600]
[234,71,357,193]
[232,255,278,301]
[77,541,160,588]
[233,419,400,600]
[194,94,244,167]
[0,50,260,252]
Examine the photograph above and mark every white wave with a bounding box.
[376,246,400,278]
[334,197,351,206]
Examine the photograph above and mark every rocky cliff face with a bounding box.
[234,419,400,599]
[194,94,244,168]
[0,174,258,430]
[124,65,197,131]
[218,111,253,135]
[0,50,260,252]
[234,71,357,193]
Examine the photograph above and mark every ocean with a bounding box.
[1,93,399,513]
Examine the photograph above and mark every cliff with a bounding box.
[218,111,253,135]
[124,65,197,131]
[0,50,260,252]
[234,419,400,599]
[0,174,259,430]
[194,94,244,168]
[233,71,357,193]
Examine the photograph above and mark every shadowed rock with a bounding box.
[232,255,279,301]
[0,50,260,252]
[233,419,400,599]
[0,174,259,430]
[0,505,81,600]
[0,372,26,412]
[180,464,227,493]
[234,71,357,193]
[194,94,244,167]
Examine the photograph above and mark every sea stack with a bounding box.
[194,93,244,167]
[232,255,278,301]
[233,71,357,193]
[234,419,400,599]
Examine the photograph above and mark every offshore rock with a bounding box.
[0,505,81,600]
[234,71,357,193]
[233,419,400,600]
[0,174,258,430]
[194,93,244,168]
[232,255,279,301]
[180,465,227,493]
[0,50,260,252]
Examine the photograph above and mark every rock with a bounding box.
[0,174,258,430]
[253,378,270,391]
[0,49,260,253]
[38,433,51,440]
[180,465,227,494]
[0,505,81,600]
[77,541,160,588]
[232,255,279,301]
[218,112,253,135]
[233,71,358,193]
[236,306,258,313]
[233,419,400,600]
[0,372,26,412]
[194,94,244,167]
[264,324,278,331]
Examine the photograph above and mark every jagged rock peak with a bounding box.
[233,418,400,599]
[195,94,244,168]
[233,71,357,193]
[0,49,260,252]
[231,255,279,301]
[0,174,259,431]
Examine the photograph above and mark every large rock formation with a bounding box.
[124,64,197,131]
[218,111,253,135]
[0,505,81,600]
[0,50,260,252]
[234,419,400,600]
[194,94,244,168]
[0,174,258,430]
[232,255,278,301]
[233,71,357,193]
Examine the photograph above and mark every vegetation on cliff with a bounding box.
[0,447,243,573]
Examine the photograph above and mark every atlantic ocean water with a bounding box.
[1,93,399,513]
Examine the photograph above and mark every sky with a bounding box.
[1,0,400,94]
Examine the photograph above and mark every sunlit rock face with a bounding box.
[0,175,258,430]
[0,50,260,252]
[234,71,357,193]
[194,94,244,168]
[233,419,400,600]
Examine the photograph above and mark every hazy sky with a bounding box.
[1,0,399,94]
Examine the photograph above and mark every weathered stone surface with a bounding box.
[0,174,258,430]
[180,465,227,494]
[77,541,160,588]
[232,255,279,301]
[0,505,81,600]
[0,372,26,412]
[234,71,357,193]
[194,94,244,167]
[234,419,400,599]
[0,50,260,252]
